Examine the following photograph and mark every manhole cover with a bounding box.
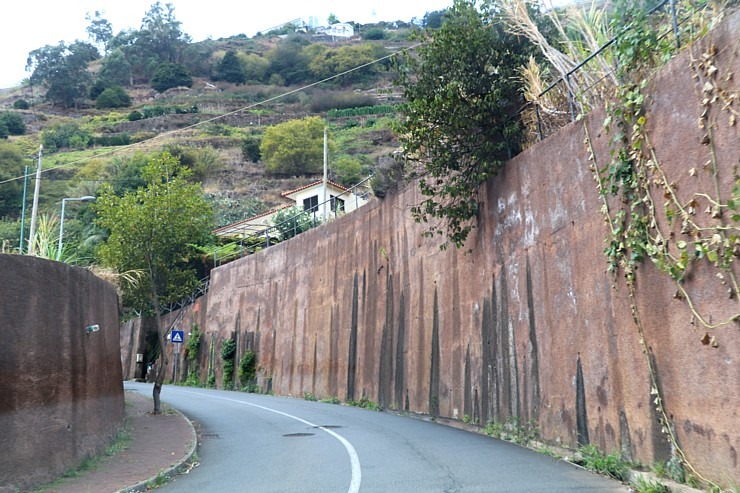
[283,432,315,438]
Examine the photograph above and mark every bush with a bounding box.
[238,350,256,388]
[0,112,26,135]
[41,122,91,151]
[0,123,8,140]
[220,339,237,390]
[92,133,131,146]
[13,100,30,110]
[241,137,261,162]
[89,79,110,100]
[309,91,376,113]
[127,110,143,121]
[363,27,386,40]
[150,62,193,92]
[95,86,131,109]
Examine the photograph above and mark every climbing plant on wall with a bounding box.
[584,1,738,489]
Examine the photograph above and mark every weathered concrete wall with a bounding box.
[0,255,124,491]
[160,13,739,485]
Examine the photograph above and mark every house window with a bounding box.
[303,195,318,212]
[330,195,345,213]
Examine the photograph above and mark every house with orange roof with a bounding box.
[213,179,370,239]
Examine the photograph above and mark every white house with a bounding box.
[325,23,355,38]
[213,179,369,239]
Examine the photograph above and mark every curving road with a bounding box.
[125,382,627,493]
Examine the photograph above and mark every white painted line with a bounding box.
[177,390,362,493]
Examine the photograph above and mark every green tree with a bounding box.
[138,1,191,64]
[0,113,26,135]
[239,53,270,83]
[86,11,113,53]
[328,13,339,25]
[150,61,192,92]
[266,36,311,85]
[241,136,261,162]
[0,143,25,219]
[394,0,531,248]
[260,117,329,175]
[95,86,132,108]
[99,48,133,86]
[95,152,213,413]
[215,50,246,84]
[26,41,99,108]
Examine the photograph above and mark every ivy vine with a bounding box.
[585,1,738,489]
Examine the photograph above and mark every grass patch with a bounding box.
[319,396,341,404]
[573,445,630,482]
[631,477,671,493]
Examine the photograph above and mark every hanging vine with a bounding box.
[585,1,738,489]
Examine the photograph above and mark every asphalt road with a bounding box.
[125,382,627,493]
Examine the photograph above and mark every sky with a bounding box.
[0,0,456,89]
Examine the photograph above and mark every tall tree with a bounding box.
[86,11,113,53]
[26,41,99,108]
[95,152,213,413]
[260,117,330,176]
[138,2,191,64]
[394,0,532,249]
[215,50,246,84]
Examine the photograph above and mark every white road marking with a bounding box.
[177,389,362,493]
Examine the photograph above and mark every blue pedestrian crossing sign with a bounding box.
[171,330,184,343]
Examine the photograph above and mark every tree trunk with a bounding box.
[148,260,168,415]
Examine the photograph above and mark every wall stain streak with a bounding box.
[379,274,394,408]
[576,354,590,446]
[347,272,359,401]
[525,255,540,422]
[394,291,406,410]
[429,288,440,418]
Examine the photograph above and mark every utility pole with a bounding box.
[322,126,328,222]
[27,145,43,256]
[18,165,29,254]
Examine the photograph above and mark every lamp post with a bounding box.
[57,196,95,261]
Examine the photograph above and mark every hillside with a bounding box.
[0,27,412,258]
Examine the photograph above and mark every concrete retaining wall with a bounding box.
[0,255,124,491]
[136,13,738,486]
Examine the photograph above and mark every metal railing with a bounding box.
[212,175,374,266]
[517,0,685,142]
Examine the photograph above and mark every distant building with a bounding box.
[213,179,369,239]
[326,22,355,38]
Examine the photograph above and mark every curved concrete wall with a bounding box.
[0,255,124,491]
[146,13,739,486]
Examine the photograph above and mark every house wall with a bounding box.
[154,13,739,485]
[0,255,124,491]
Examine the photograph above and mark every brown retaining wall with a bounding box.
[0,255,124,491]
[127,12,739,486]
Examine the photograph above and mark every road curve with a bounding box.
[125,382,627,493]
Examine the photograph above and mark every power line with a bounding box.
[0,42,421,186]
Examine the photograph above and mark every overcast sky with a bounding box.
[0,0,457,89]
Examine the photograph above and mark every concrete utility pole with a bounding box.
[27,145,43,256]
[322,127,328,221]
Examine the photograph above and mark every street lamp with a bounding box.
[57,196,95,261]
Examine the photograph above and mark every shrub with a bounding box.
[241,136,261,162]
[220,339,237,389]
[363,27,386,40]
[0,112,26,135]
[127,110,143,121]
[92,133,131,146]
[95,86,131,109]
[151,62,193,92]
[41,122,92,151]
[13,100,30,110]
[238,350,256,388]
